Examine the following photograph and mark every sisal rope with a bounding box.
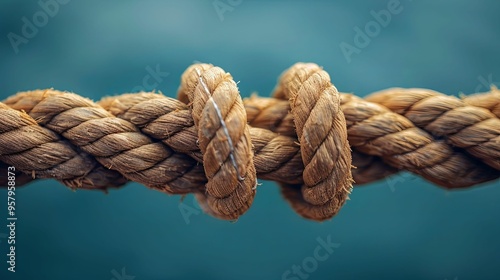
[1,63,499,221]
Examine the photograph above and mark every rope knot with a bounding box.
[274,63,354,220]
[178,63,257,220]
[1,63,499,222]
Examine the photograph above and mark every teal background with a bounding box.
[1,0,500,279]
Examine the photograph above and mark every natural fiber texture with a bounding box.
[463,86,500,118]
[3,90,207,194]
[245,94,499,188]
[178,64,257,219]
[0,102,126,189]
[271,63,353,220]
[366,88,500,170]
[1,62,499,221]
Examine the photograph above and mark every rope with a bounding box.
[1,63,499,221]
[463,86,500,118]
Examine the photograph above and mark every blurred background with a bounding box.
[1,0,499,279]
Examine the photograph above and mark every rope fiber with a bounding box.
[1,63,499,221]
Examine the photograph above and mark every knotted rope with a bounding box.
[1,63,499,221]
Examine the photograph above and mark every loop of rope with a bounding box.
[271,63,353,220]
[0,63,499,221]
[178,64,257,219]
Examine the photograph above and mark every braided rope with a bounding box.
[366,88,500,170]
[463,86,500,118]
[1,63,499,221]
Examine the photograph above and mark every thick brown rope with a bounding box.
[3,89,208,194]
[270,63,353,220]
[178,64,257,219]
[1,62,499,221]
[366,88,500,170]
[463,86,500,118]
[0,102,126,190]
[244,93,499,188]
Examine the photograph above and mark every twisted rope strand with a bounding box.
[1,62,499,221]
[244,94,499,188]
[0,102,126,190]
[99,93,304,185]
[244,95,398,184]
[271,63,353,220]
[178,64,257,219]
[4,90,207,194]
[463,86,500,118]
[366,88,500,170]
[98,92,394,187]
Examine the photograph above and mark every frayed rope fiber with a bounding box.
[1,63,499,221]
